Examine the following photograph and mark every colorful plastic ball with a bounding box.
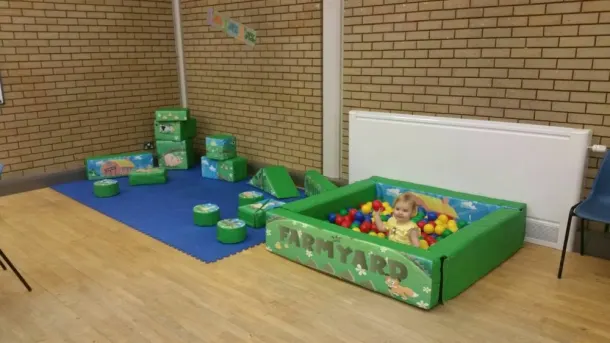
[448,226,458,233]
[438,214,448,224]
[430,233,438,238]
[424,235,436,245]
[352,227,361,232]
[369,231,377,236]
[423,223,435,234]
[448,219,457,228]
[372,200,383,211]
[361,204,372,214]
[364,214,372,222]
[360,222,372,233]
[417,220,426,229]
[335,215,343,225]
[328,213,337,223]
[354,212,365,222]
[434,225,446,235]
[457,220,467,229]
[341,221,351,228]
[352,220,361,228]
[441,229,452,238]
[427,212,438,221]
[382,201,391,209]
[435,219,442,226]
[339,208,348,216]
[419,240,429,250]
[381,214,390,221]
[377,232,386,238]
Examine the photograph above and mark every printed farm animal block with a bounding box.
[201,156,219,179]
[205,134,236,161]
[155,107,190,121]
[154,118,197,141]
[156,139,195,170]
[85,152,154,180]
[218,156,247,182]
[238,199,286,228]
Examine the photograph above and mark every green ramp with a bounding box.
[304,170,338,196]
[249,166,299,199]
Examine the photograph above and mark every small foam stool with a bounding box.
[193,203,220,226]
[93,179,120,198]
[238,191,264,206]
[217,218,247,244]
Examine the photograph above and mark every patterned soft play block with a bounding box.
[155,107,190,121]
[201,156,248,182]
[238,199,286,228]
[205,134,236,161]
[154,118,196,142]
[85,152,154,180]
[128,167,168,185]
[157,139,195,170]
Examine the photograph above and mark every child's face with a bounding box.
[394,201,415,221]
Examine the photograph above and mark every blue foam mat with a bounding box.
[51,167,304,263]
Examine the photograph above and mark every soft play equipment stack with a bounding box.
[201,134,248,182]
[154,107,197,170]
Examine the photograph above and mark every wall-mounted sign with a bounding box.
[207,7,256,47]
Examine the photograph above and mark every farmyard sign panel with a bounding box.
[207,8,256,47]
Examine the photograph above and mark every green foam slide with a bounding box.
[248,166,299,199]
[128,167,168,186]
[304,170,338,197]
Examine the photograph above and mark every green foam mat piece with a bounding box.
[93,179,120,198]
[248,165,299,199]
[155,107,189,121]
[237,199,286,228]
[157,139,196,170]
[304,170,338,196]
[128,167,168,186]
[154,118,196,142]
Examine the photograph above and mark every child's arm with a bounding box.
[373,210,387,232]
[408,228,420,247]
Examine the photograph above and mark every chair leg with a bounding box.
[0,249,32,292]
[580,217,586,256]
[558,203,580,279]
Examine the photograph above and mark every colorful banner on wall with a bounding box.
[207,8,257,47]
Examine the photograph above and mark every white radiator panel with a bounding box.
[348,110,592,251]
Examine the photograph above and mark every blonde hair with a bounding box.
[393,193,418,216]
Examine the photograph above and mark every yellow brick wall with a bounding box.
[181,0,322,172]
[342,0,610,189]
[0,0,179,179]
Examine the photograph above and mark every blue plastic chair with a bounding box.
[558,151,610,279]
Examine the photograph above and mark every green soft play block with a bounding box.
[304,170,338,197]
[128,167,168,185]
[155,107,190,121]
[248,165,299,199]
[238,199,286,228]
[218,156,248,182]
[156,139,195,170]
[85,152,154,180]
[205,134,236,161]
[265,176,526,310]
[154,118,196,141]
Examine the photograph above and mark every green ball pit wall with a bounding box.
[265,176,526,310]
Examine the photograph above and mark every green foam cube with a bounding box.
[155,107,189,121]
[157,139,195,170]
[238,199,286,228]
[154,118,196,142]
[206,134,236,161]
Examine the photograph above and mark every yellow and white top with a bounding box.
[386,217,420,245]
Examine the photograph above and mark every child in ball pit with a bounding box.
[373,193,420,248]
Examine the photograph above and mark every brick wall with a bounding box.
[0,0,179,179]
[342,0,610,189]
[181,0,322,172]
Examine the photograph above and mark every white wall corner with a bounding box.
[322,0,343,179]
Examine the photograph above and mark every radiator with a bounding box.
[348,110,592,251]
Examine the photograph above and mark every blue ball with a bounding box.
[328,213,337,223]
[418,206,427,214]
[354,211,365,222]
[427,212,438,221]
[430,234,438,238]
[353,220,361,227]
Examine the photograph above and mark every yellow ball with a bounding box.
[369,231,377,236]
[352,227,361,232]
[448,220,457,228]
[377,232,386,238]
[435,219,442,226]
[423,223,435,234]
[382,210,391,216]
[419,240,429,250]
[361,204,372,214]
[448,226,458,233]
[434,225,446,235]
[382,202,390,208]
[438,214,449,224]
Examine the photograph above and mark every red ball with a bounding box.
[349,208,358,217]
[425,236,436,245]
[335,215,343,225]
[341,221,351,228]
[360,222,371,233]
[372,200,383,211]
[417,220,426,229]
[371,222,378,232]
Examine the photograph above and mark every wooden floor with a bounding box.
[1,189,610,343]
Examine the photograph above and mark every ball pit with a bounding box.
[327,200,468,249]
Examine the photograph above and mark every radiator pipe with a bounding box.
[172,0,188,107]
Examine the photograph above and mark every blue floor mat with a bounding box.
[51,167,304,263]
